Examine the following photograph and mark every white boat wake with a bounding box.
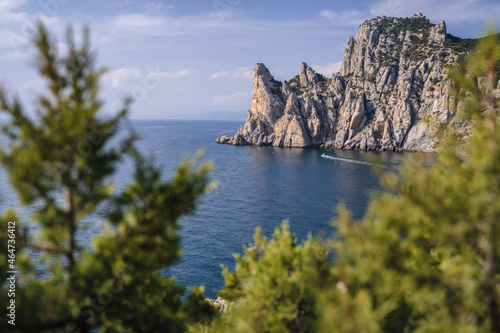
[321,153,372,165]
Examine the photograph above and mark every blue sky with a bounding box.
[0,0,498,119]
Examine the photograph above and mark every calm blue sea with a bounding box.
[0,119,409,298]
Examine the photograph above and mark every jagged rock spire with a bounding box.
[216,14,475,152]
[299,62,318,86]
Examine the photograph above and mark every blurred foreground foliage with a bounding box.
[210,30,500,332]
[0,24,216,332]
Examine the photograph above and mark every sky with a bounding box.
[0,0,499,119]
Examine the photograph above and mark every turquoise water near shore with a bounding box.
[0,119,408,298]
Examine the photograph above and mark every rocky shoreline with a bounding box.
[216,13,485,152]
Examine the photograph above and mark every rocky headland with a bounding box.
[216,13,489,152]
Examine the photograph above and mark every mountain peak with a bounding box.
[300,62,318,86]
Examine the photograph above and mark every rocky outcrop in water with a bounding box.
[216,13,484,152]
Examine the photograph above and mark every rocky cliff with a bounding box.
[216,13,483,152]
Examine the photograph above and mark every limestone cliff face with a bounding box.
[216,13,480,151]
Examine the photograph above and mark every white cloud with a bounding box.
[0,1,64,59]
[0,9,29,24]
[214,91,252,103]
[99,7,356,47]
[209,70,229,80]
[0,14,62,59]
[104,68,142,88]
[311,62,343,77]
[150,69,194,80]
[369,0,406,17]
[319,9,365,25]
[0,2,62,27]
[145,2,163,10]
[107,13,190,37]
[209,67,253,80]
[103,67,193,89]
[0,29,27,49]
[0,0,26,11]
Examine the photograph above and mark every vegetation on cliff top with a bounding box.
[378,16,435,37]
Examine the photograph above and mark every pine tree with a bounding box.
[0,24,216,332]
[213,222,331,332]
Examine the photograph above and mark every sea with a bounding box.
[0,119,409,298]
